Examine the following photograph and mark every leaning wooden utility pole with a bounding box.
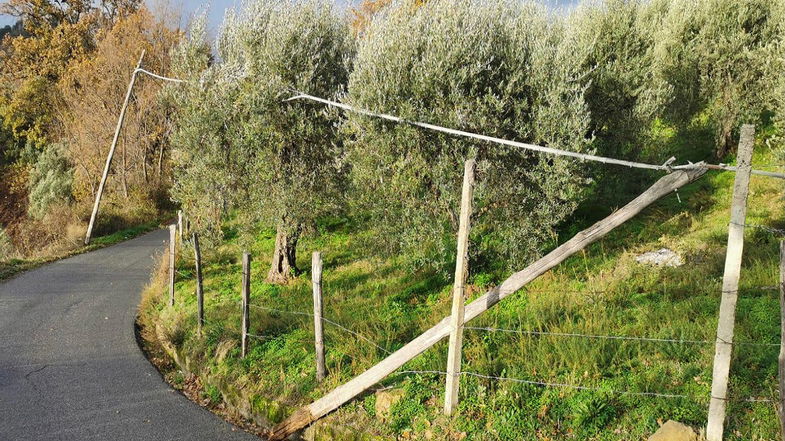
[312,252,326,382]
[444,159,475,415]
[268,166,707,440]
[779,241,785,440]
[84,50,145,245]
[706,124,755,441]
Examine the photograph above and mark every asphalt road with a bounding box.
[0,229,260,441]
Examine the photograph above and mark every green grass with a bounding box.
[144,122,785,440]
[0,220,163,281]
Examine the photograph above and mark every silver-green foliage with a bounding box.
[650,0,783,155]
[168,14,236,243]
[169,1,352,246]
[565,0,665,157]
[28,142,73,220]
[769,2,785,136]
[346,0,592,270]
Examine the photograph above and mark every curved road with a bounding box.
[0,229,260,441]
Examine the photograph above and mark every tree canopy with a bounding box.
[345,0,591,271]
[170,0,353,282]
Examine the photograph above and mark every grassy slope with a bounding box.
[144,124,784,440]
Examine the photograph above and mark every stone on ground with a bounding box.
[375,388,405,418]
[648,420,698,441]
[635,248,684,267]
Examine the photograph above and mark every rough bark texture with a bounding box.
[715,117,735,159]
[267,223,301,283]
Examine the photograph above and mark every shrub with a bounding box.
[27,142,73,220]
[346,0,591,271]
[0,227,13,261]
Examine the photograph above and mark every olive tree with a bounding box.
[168,13,242,243]
[346,0,591,271]
[769,2,785,136]
[564,0,664,160]
[170,0,352,283]
[650,0,782,157]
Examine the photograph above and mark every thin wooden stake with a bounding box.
[312,251,326,382]
[444,159,475,415]
[778,240,785,440]
[707,124,755,441]
[168,224,176,307]
[193,233,204,334]
[268,166,707,440]
[178,210,183,243]
[84,50,146,245]
[241,252,251,358]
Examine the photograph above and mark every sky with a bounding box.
[0,0,581,29]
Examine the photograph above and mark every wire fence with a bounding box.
[393,370,774,403]
[167,224,785,416]
[173,266,782,409]
[246,303,393,354]
[159,107,784,429]
[462,325,780,347]
[167,210,783,414]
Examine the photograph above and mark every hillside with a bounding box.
[139,121,785,440]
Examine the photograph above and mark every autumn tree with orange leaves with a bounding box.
[61,9,180,206]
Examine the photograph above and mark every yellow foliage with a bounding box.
[350,0,427,35]
[60,8,181,204]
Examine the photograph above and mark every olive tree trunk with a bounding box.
[267,223,301,283]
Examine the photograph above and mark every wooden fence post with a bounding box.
[778,240,785,440]
[444,159,476,415]
[707,124,755,441]
[178,210,183,243]
[193,233,204,334]
[241,252,251,358]
[169,224,176,307]
[312,251,326,382]
[84,50,145,245]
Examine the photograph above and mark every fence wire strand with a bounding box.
[464,326,780,347]
[394,370,774,403]
[732,222,785,237]
[247,303,392,354]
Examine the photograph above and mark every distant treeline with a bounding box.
[0,20,23,39]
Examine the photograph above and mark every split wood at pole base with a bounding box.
[241,252,251,358]
[84,50,146,245]
[444,159,476,415]
[267,165,708,440]
[779,241,785,440]
[168,224,176,307]
[193,233,204,334]
[312,251,326,382]
[706,124,755,441]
